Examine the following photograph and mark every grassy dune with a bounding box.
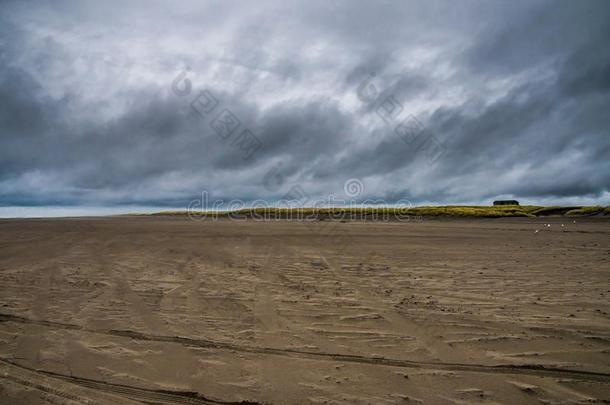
[154,205,610,219]
[564,206,605,216]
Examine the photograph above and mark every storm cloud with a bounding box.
[1,0,609,211]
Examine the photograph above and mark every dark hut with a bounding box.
[493,200,519,206]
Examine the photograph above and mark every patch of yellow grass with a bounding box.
[153,205,605,219]
[565,206,604,216]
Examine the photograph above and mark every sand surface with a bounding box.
[0,216,609,404]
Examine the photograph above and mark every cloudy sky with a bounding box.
[1,0,609,215]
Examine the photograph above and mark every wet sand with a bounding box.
[0,216,609,404]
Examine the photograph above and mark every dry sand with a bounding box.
[0,216,609,404]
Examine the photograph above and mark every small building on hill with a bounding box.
[493,200,519,206]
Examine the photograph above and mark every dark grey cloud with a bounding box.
[0,0,609,211]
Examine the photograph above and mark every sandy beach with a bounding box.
[0,216,609,403]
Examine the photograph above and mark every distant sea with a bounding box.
[0,206,183,218]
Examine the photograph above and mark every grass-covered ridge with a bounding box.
[153,205,610,219]
[564,206,604,216]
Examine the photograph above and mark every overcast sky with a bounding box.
[1,0,609,213]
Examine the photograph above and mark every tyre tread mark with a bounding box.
[2,312,609,383]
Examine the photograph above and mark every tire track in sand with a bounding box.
[1,313,609,383]
[0,358,257,404]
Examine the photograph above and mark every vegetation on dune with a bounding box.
[399,206,532,218]
[519,205,546,214]
[154,204,608,219]
[565,206,604,216]
[529,206,580,216]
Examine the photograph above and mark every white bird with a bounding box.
[535,230,539,233]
